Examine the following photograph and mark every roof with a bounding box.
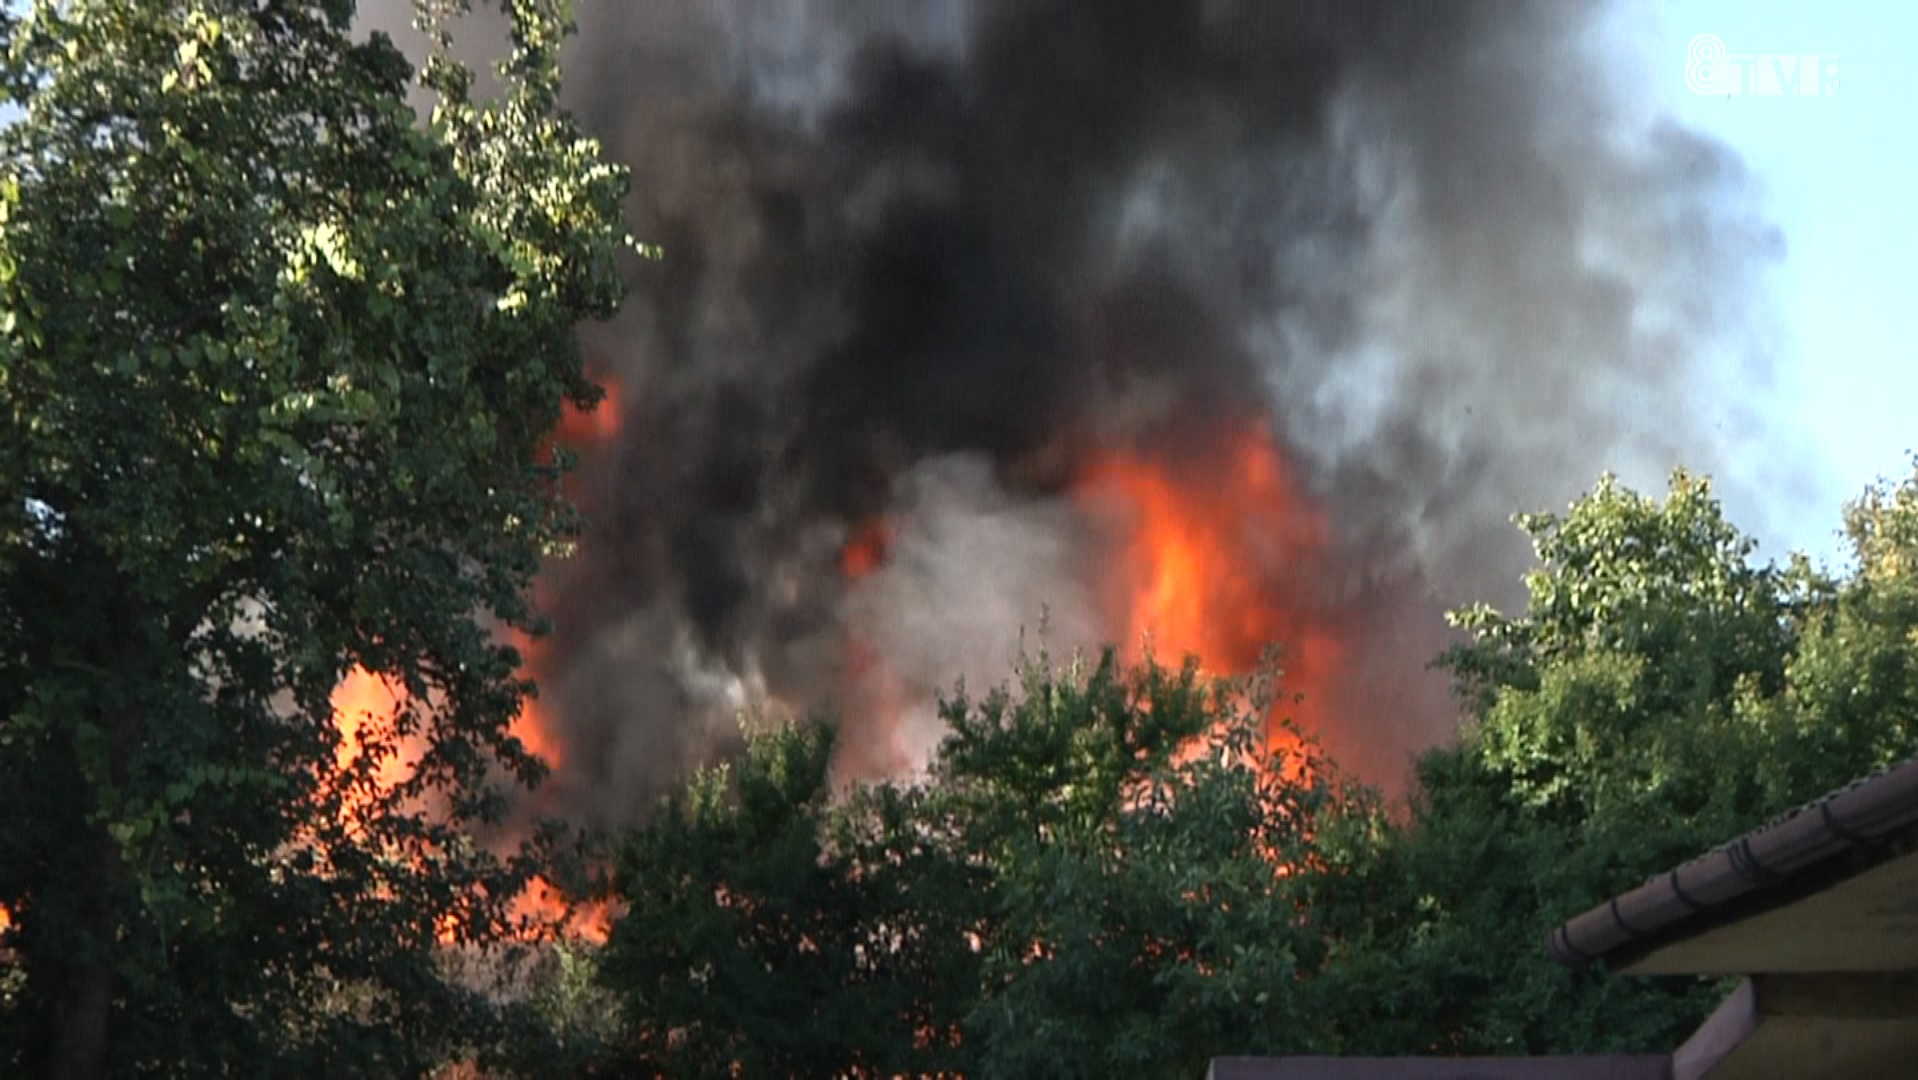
[1549,752,1918,971]
[1207,753,1918,1079]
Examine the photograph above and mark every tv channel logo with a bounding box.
[1686,33,1839,97]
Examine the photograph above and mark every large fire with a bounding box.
[0,408,1341,961]
[318,378,1341,947]
[833,423,1345,779]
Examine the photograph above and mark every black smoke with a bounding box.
[364,0,1799,820]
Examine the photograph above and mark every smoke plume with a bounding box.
[363,0,1794,819]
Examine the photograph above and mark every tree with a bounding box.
[1440,471,1809,847]
[599,719,985,1078]
[599,651,1368,1078]
[1303,469,1918,1056]
[0,1,628,1074]
[1758,459,1918,794]
[934,654,1349,1079]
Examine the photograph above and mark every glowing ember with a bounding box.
[841,516,893,580]
[834,637,914,781]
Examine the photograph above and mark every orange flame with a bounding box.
[509,874,611,943]
[321,371,622,942]
[326,664,608,942]
[556,376,622,446]
[508,368,624,775]
[834,516,919,780]
[829,423,1346,785]
[505,630,565,770]
[331,667,418,796]
[1074,425,1345,768]
[841,516,893,580]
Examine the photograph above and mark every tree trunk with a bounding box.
[46,948,113,1080]
[26,867,117,1079]
[21,543,147,1077]
[34,821,120,1080]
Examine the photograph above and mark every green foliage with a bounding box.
[486,939,627,1078]
[1306,467,1918,1057]
[941,655,1343,1080]
[1766,463,1918,788]
[0,1,627,1074]
[601,717,986,1077]
[600,652,1370,1078]
[1431,472,1827,870]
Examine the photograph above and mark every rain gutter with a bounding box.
[1549,753,1918,967]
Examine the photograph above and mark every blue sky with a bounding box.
[1623,0,1918,558]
